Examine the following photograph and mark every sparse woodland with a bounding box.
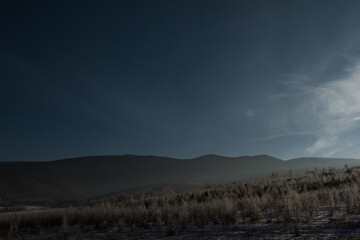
[2,165,360,238]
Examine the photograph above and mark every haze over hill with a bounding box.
[1,154,360,205]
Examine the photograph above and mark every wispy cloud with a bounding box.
[260,129,312,141]
[289,63,360,156]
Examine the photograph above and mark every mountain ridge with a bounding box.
[1,154,360,205]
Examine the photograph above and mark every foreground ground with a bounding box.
[3,206,360,239]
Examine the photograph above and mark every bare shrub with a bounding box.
[7,217,19,238]
[222,198,237,224]
[241,197,261,223]
[301,192,319,221]
[162,204,176,233]
[179,202,191,229]
[342,186,356,215]
[283,191,303,223]
[60,214,69,239]
[192,202,208,228]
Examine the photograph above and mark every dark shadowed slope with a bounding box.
[0,154,359,205]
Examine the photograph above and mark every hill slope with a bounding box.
[0,154,359,204]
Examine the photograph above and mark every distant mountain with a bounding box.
[0,154,359,205]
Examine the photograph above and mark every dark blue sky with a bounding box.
[2,0,360,161]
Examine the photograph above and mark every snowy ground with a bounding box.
[3,206,360,239]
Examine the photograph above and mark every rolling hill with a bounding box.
[0,154,360,205]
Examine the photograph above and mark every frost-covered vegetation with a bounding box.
[2,165,360,239]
